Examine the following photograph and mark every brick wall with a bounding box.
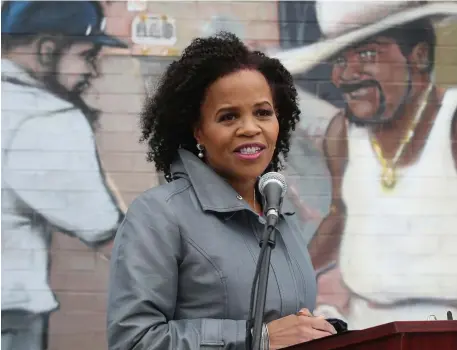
[2,1,457,349]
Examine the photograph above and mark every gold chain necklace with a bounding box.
[370,83,433,191]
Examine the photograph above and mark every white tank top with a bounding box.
[340,88,457,327]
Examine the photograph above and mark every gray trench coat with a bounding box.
[107,149,317,350]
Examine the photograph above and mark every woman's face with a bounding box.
[194,69,279,183]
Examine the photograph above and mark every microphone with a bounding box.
[247,172,287,350]
[258,172,288,228]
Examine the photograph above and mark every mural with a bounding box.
[277,0,457,330]
[1,1,129,350]
[1,1,456,350]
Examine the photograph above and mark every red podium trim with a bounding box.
[286,321,457,350]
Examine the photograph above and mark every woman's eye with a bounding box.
[218,114,237,122]
[256,109,274,117]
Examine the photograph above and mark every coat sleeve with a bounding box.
[106,193,248,350]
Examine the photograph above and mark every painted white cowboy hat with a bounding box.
[273,0,457,75]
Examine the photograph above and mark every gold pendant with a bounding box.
[381,166,396,190]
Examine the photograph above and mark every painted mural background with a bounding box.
[278,0,457,331]
[1,1,456,349]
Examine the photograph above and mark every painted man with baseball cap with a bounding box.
[1,2,127,349]
[277,1,457,329]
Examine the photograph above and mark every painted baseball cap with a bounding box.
[1,1,128,48]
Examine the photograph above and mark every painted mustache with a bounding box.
[339,79,379,94]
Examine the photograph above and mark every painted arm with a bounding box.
[308,112,348,272]
[3,111,123,246]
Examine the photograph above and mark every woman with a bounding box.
[107,32,336,350]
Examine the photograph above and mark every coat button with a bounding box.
[236,195,242,200]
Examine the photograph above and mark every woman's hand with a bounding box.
[266,308,336,350]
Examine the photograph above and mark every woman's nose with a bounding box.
[237,116,262,136]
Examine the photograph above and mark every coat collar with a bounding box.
[171,149,295,216]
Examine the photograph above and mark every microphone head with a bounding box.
[258,172,287,198]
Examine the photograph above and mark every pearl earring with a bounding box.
[196,144,204,158]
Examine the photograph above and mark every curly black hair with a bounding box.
[139,32,301,178]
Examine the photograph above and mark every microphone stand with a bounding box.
[249,212,279,350]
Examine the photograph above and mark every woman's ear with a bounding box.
[193,125,202,145]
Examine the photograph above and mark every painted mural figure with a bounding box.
[298,1,457,329]
[1,1,128,349]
